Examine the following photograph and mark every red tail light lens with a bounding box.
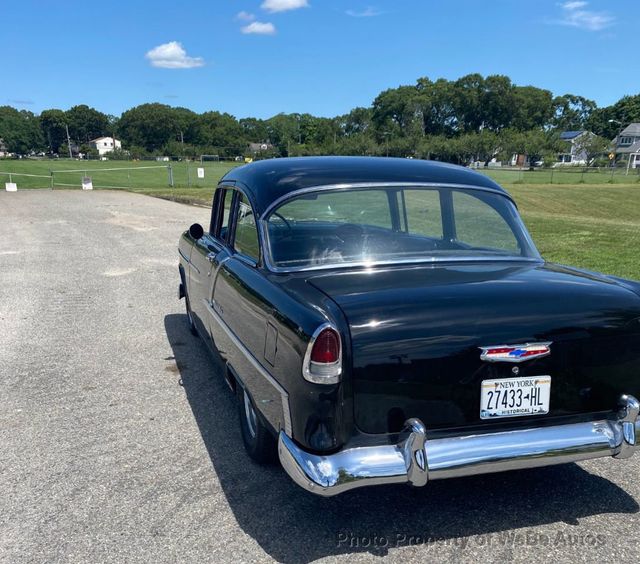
[310,328,340,364]
[303,325,342,384]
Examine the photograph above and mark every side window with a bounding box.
[214,188,233,242]
[452,191,519,252]
[234,193,260,261]
[401,189,443,239]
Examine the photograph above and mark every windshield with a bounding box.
[265,186,540,269]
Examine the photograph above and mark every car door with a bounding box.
[210,190,271,353]
[188,187,233,336]
[208,190,285,424]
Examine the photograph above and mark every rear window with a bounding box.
[266,186,538,269]
[276,189,392,228]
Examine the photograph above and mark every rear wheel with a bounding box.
[238,386,277,463]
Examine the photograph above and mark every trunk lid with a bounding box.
[307,261,640,434]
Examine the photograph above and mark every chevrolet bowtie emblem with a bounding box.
[479,342,552,363]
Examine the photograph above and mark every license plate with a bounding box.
[480,376,551,419]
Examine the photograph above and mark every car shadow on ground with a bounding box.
[164,313,638,563]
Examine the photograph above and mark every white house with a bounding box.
[89,136,122,156]
[557,131,592,165]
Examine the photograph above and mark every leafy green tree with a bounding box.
[452,73,485,132]
[512,86,554,131]
[0,106,44,153]
[40,108,68,153]
[197,111,245,156]
[127,145,149,159]
[552,95,596,131]
[334,133,377,156]
[458,130,501,165]
[107,148,131,160]
[417,134,464,163]
[66,105,109,143]
[572,133,610,164]
[372,85,421,138]
[481,75,516,132]
[239,117,269,143]
[501,129,563,167]
[415,78,456,136]
[118,103,180,151]
[172,107,199,149]
[337,107,373,137]
[266,113,300,156]
[79,143,99,159]
[587,94,640,139]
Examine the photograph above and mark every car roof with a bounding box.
[221,156,511,215]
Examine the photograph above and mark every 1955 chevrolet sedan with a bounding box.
[177,156,640,496]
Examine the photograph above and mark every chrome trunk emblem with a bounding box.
[479,342,552,363]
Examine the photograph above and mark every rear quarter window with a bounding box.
[453,191,519,252]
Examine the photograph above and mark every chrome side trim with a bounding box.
[178,248,191,264]
[262,254,542,275]
[204,299,292,435]
[278,394,640,497]
[260,182,516,220]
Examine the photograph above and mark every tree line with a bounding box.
[1,73,639,165]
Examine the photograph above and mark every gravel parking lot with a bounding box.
[1,190,640,564]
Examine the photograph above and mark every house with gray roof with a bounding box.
[613,123,640,169]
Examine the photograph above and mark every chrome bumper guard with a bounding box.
[278,394,640,497]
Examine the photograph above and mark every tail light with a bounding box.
[303,324,342,384]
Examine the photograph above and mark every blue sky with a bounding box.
[4,0,638,118]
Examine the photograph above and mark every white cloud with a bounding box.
[563,1,587,9]
[261,0,309,13]
[346,6,382,18]
[236,11,256,22]
[145,41,205,69]
[557,1,615,31]
[241,21,277,35]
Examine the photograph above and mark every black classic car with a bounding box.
[178,156,640,496]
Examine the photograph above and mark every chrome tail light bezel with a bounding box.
[302,323,342,384]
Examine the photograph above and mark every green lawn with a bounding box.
[482,166,640,185]
[1,159,639,280]
[0,158,238,191]
[507,183,640,280]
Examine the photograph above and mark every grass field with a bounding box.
[2,158,639,280]
[0,159,239,191]
[483,166,640,185]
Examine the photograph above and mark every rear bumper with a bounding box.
[278,394,640,497]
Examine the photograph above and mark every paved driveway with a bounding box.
[1,190,639,563]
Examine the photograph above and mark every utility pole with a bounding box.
[65,124,73,159]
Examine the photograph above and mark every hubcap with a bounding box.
[244,389,257,438]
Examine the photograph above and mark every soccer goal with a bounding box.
[200,154,220,163]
